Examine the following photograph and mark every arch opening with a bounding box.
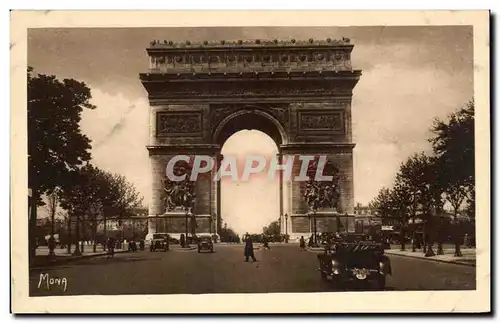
[213,109,286,147]
[218,127,282,238]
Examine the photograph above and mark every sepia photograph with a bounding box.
[10,10,490,313]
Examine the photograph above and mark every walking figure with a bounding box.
[244,234,257,262]
[299,236,306,251]
[262,235,271,250]
[106,237,115,259]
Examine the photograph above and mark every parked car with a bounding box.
[197,235,214,253]
[317,240,391,290]
[150,233,169,252]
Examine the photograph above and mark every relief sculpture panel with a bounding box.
[298,110,344,134]
[156,111,203,136]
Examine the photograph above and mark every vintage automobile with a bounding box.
[150,233,169,252]
[317,240,392,290]
[197,235,214,253]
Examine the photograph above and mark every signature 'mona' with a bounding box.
[38,273,68,292]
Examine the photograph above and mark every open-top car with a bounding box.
[317,240,392,290]
[150,233,169,252]
[197,235,214,253]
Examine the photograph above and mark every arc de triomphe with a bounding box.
[139,38,362,240]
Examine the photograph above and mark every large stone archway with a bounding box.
[140,38,362,240]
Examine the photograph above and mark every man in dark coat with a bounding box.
[244,234,257,262]
[106,237,115,259]
[299,236,306,251]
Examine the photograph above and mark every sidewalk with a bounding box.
[32,246,129,269]
[385,247,476,267]
[32,244,201,267]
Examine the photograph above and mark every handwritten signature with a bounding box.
[37,273,68,292]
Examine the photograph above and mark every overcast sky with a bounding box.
[28,26,473,233]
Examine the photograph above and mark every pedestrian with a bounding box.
[299,236,306,251]
[244,234,257,262]
[262,235,270,250]
[308,234,314,247]
[106,237,115,259]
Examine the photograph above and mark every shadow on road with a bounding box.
[320,282,396,292]
[32,256,163,271]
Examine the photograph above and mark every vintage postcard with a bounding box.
[10,10,490,313]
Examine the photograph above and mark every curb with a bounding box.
[173,247,197,252]
[30,250,130,270]
[385,251,476,267]
[306,247,325,252]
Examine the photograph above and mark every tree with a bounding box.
[369,187,394,220]
[430,100,475,257]
[262,221,280,241]
[390,182,412,251]
[393,152,442,252]
[28,67,96,260]
[59,164,143,254]
[58,165,100,255]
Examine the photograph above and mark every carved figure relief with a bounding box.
[303,159,341,212]
[300,113,342,130]
[268,106,290,124]
[163,160,196,213]
[210,106,234,130]
[157,112,202,136]
[298,111,344,133]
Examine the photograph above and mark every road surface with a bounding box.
[30,244,475,296]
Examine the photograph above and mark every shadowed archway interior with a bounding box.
[214,111,284,147]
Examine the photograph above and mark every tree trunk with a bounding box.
[411,212,416,252]
[425,242,435,257]
[400,223,406,251]
[29,190,38,265]
[453,214,462,257]
[103,214,107,251]
[67,215,72,254]
[92,214,97,253]
[49,198,56,257]
[73,214,81,255]
[437,240,444,255]
[422,220,426,254]
[436,218,444,255]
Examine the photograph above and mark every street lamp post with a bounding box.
[278,216,281,242]
[184,208,190,248]
[49,209,56,258]
[313,210,318,246]
[285,213,288,243]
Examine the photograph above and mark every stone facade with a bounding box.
[140,38,361,239]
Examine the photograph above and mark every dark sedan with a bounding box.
[197,235,214,253]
